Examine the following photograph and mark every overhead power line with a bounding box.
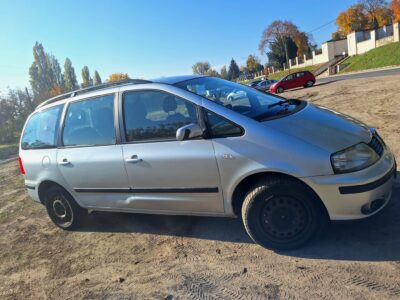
[307,19,337,34]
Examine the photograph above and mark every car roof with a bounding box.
[150,75,206,85]
[36,75,207,110]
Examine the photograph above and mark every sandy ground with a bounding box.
[1,75,400,299]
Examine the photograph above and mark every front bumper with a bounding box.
[302,149,396,220]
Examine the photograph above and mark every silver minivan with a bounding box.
[19,76,396,250]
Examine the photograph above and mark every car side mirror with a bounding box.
[176,123,203,141]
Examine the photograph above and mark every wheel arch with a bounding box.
[230,171,329,219]
[38,180,67,204]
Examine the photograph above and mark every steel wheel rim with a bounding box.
[259,196,311,241]
[51,195,73,227]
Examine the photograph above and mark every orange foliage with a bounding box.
[336,4,369,35]
[392,0,400,22]
[107,73,130,82]
[370,6,392,27]
[50,85,63,97]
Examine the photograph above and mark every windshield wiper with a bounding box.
[267,99,295,109]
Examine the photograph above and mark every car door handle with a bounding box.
[59,159,71,166]
[126,155,142,163]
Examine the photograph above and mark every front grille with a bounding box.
[369,135,384,157]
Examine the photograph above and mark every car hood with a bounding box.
[264,102,372,153]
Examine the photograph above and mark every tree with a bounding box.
[81,66,93,88]
[205,69,220,77]
[29,42,57,102]
[192,61,211,75]
[361,0,391,28]
[48,55,64,91]
[369,5,392,27]
[293,31,312,57]
[246,55,264,73]
[220,66,228,79]
[331,31,346,40]
[107,73,130,82]
[336,4,369,35]
[266,37,297,68]
[259,21,299,69]
[227,59,240,80]
[335,1,391,35]
[393,0,400,21]
[0,88,35,144]
[93,70,102,85]
[63,58,79,92]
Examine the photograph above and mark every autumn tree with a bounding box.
[93,70,102,85]
[107,73,130,82]
[192,61,211,75]
[63,58,79,92]
[393,0,400,21]
[246,55,264,73]
[227,59,240,80]
[81,66,93,88]
[292,31,313,57]
[361,0,391,28]
[336,4,369,35]
[336,1,391,35]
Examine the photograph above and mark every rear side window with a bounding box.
[21,105,63,150]
[123,90,198,142]
[63,94,115,147]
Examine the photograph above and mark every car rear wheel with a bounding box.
[241,177,326,250]
[44,185,87,230]
[276,86,284,93]
[305,80,314,88]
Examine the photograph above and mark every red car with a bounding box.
[269,71,315,93]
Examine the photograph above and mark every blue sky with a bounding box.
[0,0,357,91]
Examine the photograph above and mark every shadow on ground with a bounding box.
[79,174,400,262]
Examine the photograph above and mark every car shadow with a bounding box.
[78,173,400,262]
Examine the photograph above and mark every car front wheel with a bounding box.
[305,80,314,87]
[241,177,327,250]
[276,86,284,93]
[44,185,87,230]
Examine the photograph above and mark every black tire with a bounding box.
[241,176,327,250]
[276,86,284,93]
[44,185,87,230]
[305,80,314,88]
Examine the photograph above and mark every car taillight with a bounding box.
[18,156,25,175]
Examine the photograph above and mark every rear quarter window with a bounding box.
[21,104,63,150]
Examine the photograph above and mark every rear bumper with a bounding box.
[302,149,396,220]
[25,182,41,203]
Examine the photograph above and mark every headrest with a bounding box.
[162,95,177,113]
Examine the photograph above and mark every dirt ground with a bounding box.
[1,75,400,299]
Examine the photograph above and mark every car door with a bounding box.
[57,93,131,209]
[295,72,306,87]
[120,89,224,214]
[282,74,296,89]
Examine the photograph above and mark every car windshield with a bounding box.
[175,77,283,120]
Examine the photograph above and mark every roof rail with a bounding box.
[36,79,151,109]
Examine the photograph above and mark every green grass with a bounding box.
[0,144,18,160]
[339,42,400,73]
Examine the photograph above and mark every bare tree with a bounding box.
[259,21,298,70]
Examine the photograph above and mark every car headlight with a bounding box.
[331,143,379,173]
